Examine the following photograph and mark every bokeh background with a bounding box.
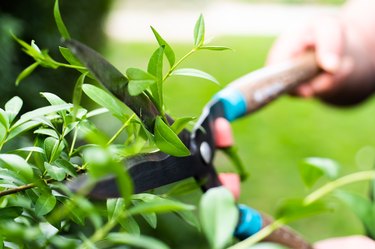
[1,0,374,248]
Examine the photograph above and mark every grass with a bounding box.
[104,36,375,246]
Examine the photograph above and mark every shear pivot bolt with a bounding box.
[200,142,211,164]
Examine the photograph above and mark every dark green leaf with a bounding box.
[299,157,340,188]
[44,162,66,181]
[44,137,65,163]
[15,62,39,86]
[199,186,238,249]
[35,193,57,216]
[150,26,175,67]
[171,68,219,85]
[129,198,194,216]
[107,232,169,249]
[0,207,23,220]
[5,96,23,123]
[222,146,249,181]
[154,116,190,157]
[53,0,71,39]
[175,209,200,230]
[199,46,232,51]
[82,84,130,122]
[194,14,205,47]
[171,117,195,135]
[0,154,33,180]
[165,179,199,197]
[275,198,332,222]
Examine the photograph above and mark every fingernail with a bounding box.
[322,54,340,73]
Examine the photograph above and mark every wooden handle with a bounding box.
[229,52,320,115]
[262,214,313,249]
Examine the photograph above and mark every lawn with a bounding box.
[104,36,375,246]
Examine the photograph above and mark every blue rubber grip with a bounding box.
[234,204,263,240]
[213,89,247,122]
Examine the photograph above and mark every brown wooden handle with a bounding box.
[261,214,313,249]
[229,52,320,115]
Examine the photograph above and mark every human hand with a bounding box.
[267,14,375,105]
[314,235,375,249]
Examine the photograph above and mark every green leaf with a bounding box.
[44,162,66,181]
[14,146,44,154]
[194,14,205,47]
[165,179,199,197]
[334,191,375,238]
[59,47,84,67]
[35,193,57,216]
[171,117,195,135]
[121,216,141,234]
[15,62,39,86]
[40,92,66,105]
[107,198,125,220]
[107,232,169,249]
[199,186,238,249]
[248,242,289,249]
[73,73,87,117]
[126,68,156,96]
[82,84,130,122]
[54,0,71,39]
[0,207,23,220]
[0,154,33,180]
[0,109,9,129]
[34,128,59,139]
[299,157,340,188]
[222,146,249,181]
[154,116,190,157]
[54,159,77,177]
[44,137,65,163]
[129,198,194,216]
[199,46,232,51]
[141,212,157,229]
[5,96,23,123]
[275,198,332,222]
[171,68,219,85]
[6,120,40,141]
[14,103,72,127]
[147,46,164,107]
[150,26,175,67]
[175,209,200,230]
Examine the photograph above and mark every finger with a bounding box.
[313,16,345,73]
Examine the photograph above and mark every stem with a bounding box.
[304,170,375,205]
[56,62,86,70]
[69,126,79,157]
[163,48,197,82]
[107,114,135,145]
[0,183,35,197]
[228,219,286,249]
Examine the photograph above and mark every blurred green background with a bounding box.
[1,0,375,248]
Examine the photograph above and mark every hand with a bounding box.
[314,235,375,249]
[267,14,375,105]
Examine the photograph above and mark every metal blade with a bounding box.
[64,39,159,131]
[66,152,212,199]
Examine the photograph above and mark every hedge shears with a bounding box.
[65,39,320,249]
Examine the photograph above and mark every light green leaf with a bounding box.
[199,46,232,51]
[44,162,66,181]
[107,232,169,249]
[40,92,66,105]
[54,159,77,177]
[147,46,164,107]
[44,137,65,163]
[15,62,39,86]
[275,198,332,222]
[6,120,40,141]
[194,14,205,47]
[59,46,84,67]
[34,128,59,139]
[5,96,23,123]
[0,109,9,129]
[154,116,190,157]
[150,26,175,67]
[121,216,141,235]
[14,103,72,127]
[0,154,33,180]
[248,242,289,249]
[107,198,125,220]
[82,84,130,122]
[127,67,156,96]
[54,0,71,39]
[129,199,194,216]
[165,179,199,197]
[222,146,249,181]
[171,117,195,135]
[14,146,44,154]
[299,157,340,188]
[199,186,238,249]
[141,212,157,229]
[175,209,200,230]
[35,193,57,216]
[171,68,219,85]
